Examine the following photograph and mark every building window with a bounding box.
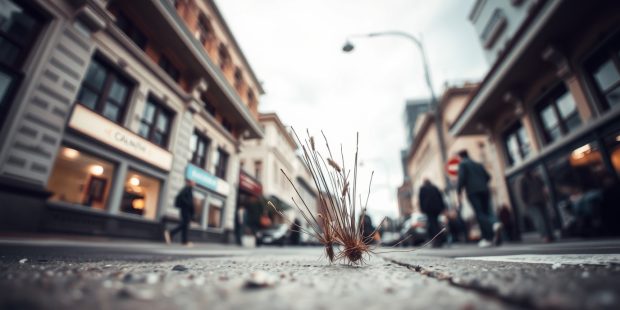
[222,118,232,133]
[114,11,147,50]
[201,94,216,116]
[536,84,582,144]
[481,9,506,48]
[503,122,531,166]
[218,44,231,71]
[585,32,620,111]
[254,160,262,181]
[158,55,180,82]
[213,148,229,179]
[207,198,223,228]
[0,0,45,126]
[138,97,173,148]
[190,131,210,169]
[234,68,244,91]
[247,89,255,105]
[48,146,116,211]
[195,14,213,46]
[76,57,132,124]
[121,170,161,220]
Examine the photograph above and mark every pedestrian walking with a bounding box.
[520,171,554,242]
[419,178,446,247]
[235,204,248,246]
[164,180,196,247]
[361,214,376,245]
[456,150,501,247]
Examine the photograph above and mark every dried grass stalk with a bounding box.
[267,129,378,265]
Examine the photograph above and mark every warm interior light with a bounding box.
[62,147,79,159]
[616,135,620,142]
[129,177,140,186]
[132,199,145,210]
[571,144,592,160]
[89,165,104,176]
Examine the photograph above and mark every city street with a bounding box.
[1,238,619,309]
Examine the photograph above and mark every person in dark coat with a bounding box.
[165,180,196,246]
[361,214,376,245]
[457,150,501,247]
[419,178,446,247]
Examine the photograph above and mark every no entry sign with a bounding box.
[445,156,461,177]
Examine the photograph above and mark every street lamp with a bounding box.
[342,31,451,191]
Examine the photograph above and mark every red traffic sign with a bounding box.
[445,156,461,177]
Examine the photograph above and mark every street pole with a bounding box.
[342,31,452,192]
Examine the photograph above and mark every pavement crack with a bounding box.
[382,256,537,310]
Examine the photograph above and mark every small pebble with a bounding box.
[172,265,188,272]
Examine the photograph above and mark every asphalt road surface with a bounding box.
[0,237,619,309]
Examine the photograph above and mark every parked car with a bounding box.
[399,213,428,246]
[255,224,290,246]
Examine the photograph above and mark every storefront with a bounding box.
[180,163,230,241]
[44,105,172,239]
[236,171,263,242]
[506,113,620,238]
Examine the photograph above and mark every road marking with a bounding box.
[455,254,620,266]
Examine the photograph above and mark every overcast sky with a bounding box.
[216,0,489,222]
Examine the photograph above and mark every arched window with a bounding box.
[218,44,231,71]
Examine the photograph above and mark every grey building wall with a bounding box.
[0,18,98,187]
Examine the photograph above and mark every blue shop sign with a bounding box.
[186,164,218,191]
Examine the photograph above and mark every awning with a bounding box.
[267,195,293,211]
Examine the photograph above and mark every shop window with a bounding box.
[502,122,531,166]
[535,84,582,144]
[507,166,556,237]
[48,146,115,210]
[114,11,147,50]
[585,32,620,111]
[604,127,620,176]
[138,97,173,148]
[544,140,617,236]
[121,170,161,220]
[0,0,45,126]
[76,57,132,124]
[213,148,229,179]
[158,55,180,82]
[207,198,223,228]
[190,131,210,169]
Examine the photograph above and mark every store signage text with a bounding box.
[186,164,229,196]
[68,105,172,171]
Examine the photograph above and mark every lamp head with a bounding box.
[342,41,355,52]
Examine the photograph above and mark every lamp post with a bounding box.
[342,31,451,191]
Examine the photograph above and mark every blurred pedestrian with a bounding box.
[164,180,196,247]
[456,150,501,247]
[235,204,248,246]
[520,171,554,242]
[419,179,446,247]
[361,214,376,245]
[290,218,301,245]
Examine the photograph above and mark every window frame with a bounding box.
[534,83,581,144]
[0,0,47,128]
[158,55,180,82]
[502,121,530,166]
[76,56,134,124]
[583,30,620,112]
[138,96,174,148]
[214,148,229,179]
[190,130,211,169]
